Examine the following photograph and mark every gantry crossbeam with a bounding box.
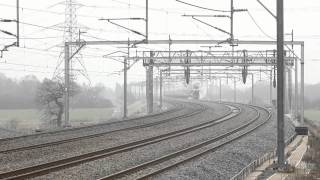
[137,50,296,67]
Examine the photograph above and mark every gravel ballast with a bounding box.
[0,101,230,173]
[0,101,295,180]
[153,111,295,180]
[0,101,182,149]
[30,103,255,179]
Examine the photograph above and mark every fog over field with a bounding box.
[1,73,320,131]
[0,73,146,131]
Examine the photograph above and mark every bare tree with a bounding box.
[36,77,78,127]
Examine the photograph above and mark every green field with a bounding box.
[0,100,147,131]
[305,110,320,124]
[0,108,114,130]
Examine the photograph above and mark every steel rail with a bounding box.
[99,105,270,180]
[135,105,271,180]
[0,101,182,142]
[0,102,236,180]
[0,102,202,154]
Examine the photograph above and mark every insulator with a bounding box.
[242,66,248,84]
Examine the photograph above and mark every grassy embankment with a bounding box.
[287,109,320,179]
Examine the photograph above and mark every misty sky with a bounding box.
[0,0,319,89]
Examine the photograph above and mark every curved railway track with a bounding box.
[0,102,236,180]
[0,128,21,139]
[0,101,205,153]
[0,101,183,142]
[99,105,271,180]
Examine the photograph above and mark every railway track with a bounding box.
[0,127,21,139]
[0,101,183,142]
[0,101,202,153]
[99,105,271,180]
[0,102,236,180]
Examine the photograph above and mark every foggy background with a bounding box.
[0,0,320,131]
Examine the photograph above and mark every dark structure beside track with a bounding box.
[295,126,308,135]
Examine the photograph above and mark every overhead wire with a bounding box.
[0,1,191,19]
[4,1,310,83]
[0,1,156,81]
[0,18,109,41]
[0,66,127,77]
[0,59,129,77]
[175,0,230,13]
[246,11,303,61]
[0,36,63,40]
[246,11,275,40]
[0,2,103,19]
[0,45,134,78]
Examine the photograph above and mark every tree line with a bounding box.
[0,73,114,109]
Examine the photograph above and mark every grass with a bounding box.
[286,113,320,180]
[0,100,146,130]
[69,108,114,124]
[0,108,114,130]
[0,109,40,129]
[304,110,320,124]
[288,134,320,179]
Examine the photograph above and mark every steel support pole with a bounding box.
[123,57,127,119]
[138,83,140,98]
[149,65,153,113]
[146,53,154,114]
[155,76,158,101]
[234,77,236,103]
[288,67,292,114]
[230,0,234,42]
[141,83,144,98]
[270,69,273,105]
[276,0,285,167]
[142,83,143,98]
[16,0,19,47]
[146,68,148,110]
[284,68,288,114]
[64,44,70,127]
[219,78,222,103]
[295,58,298,119]
[300,44,304,124]
[162,82,165,96]
[160,71,163,109]
[289,29,294,116]
[252,74,254,104]
[207,79,209,100]
[146,0,148,41]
